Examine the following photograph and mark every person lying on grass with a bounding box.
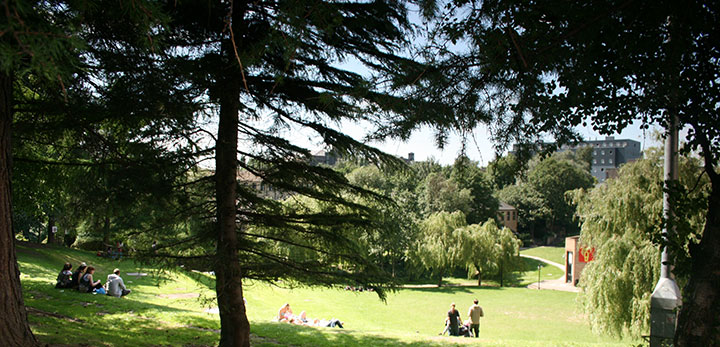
[276,308,344,329]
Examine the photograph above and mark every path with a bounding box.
[520,254,579,293]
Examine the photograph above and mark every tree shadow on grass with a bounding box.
[400,285,501,295]
[31,311,221,346]
[250,321,461,347]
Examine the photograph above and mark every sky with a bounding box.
[235,3,672,168]
[337,119,663,166]
[307,5,667,167]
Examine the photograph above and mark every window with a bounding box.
[593,159,597,164]
[601,159,605,164]
[506,212,511,221]
[609,159,613,164]
[601,150,605,155]
[513,211,517,220]
[593,150,597,155]
[609,150,613,154]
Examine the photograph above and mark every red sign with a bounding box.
[579,247,594,263]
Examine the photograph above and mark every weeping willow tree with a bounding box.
[457,221,496,287]
[573,147,708,337]
[413,210,467,286]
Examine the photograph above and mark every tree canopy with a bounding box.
[408,3,720,343]
[574,147,708,337]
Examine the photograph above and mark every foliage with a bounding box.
[412,211,522,287]
[485,153,523,191]
[526,155,595,236]
[417,172,472,218]
[346,165,420,277]
[407,2,720,342]
[498,152,593,243]
[573,148,708,337]
[449,155,498,224]
[412,211,468,284]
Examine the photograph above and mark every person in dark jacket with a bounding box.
[78,266,102,293]
[70,262,87,289]
[55,262,73,288]
[447,303,462,336]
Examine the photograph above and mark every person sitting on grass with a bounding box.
[71,262,87,289]
[55,262,73,289]
[78,266,103,293]
[439,316,450,335]
[106,268,131,297]
[277,303,293,322]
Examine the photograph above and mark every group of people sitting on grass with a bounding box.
[276,303,344,328]
[439,300,484,338]
[55,262,131,297]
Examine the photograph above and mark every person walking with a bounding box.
[447,303,462,336]
[467,299,484,338]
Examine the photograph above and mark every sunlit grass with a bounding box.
[521,246,566,265]
[17,242,635,346]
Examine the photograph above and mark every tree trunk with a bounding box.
[675,173,720,346]
[102,215,110,245]
[499,262,504,287]
[475,264,482,287]
[437,274,443,287]
[214,7,250,345]
[0,71,39,346]
[47,215,55,244]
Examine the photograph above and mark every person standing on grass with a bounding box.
[447,302,462,336]
[106,268,131,297]
[467,299,484,338]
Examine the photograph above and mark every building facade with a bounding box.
[497,201,518,233]
[564,236,594,286]
[548,136,642,183]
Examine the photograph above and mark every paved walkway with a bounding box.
[520,254,579,293]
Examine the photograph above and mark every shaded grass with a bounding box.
[17,242,635,346]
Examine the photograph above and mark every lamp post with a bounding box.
[537,265,541,290]
[649,115,682,346]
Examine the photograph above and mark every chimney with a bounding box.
[408,152,415,161]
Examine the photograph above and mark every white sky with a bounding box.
[332,119,663,166]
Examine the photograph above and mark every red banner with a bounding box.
[579,247,594,263]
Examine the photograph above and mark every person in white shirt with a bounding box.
[106,268,131,297]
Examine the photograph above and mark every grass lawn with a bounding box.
[17,242,635,346]
[521,246,566,265]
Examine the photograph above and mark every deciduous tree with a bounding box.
[574,148,708,337]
